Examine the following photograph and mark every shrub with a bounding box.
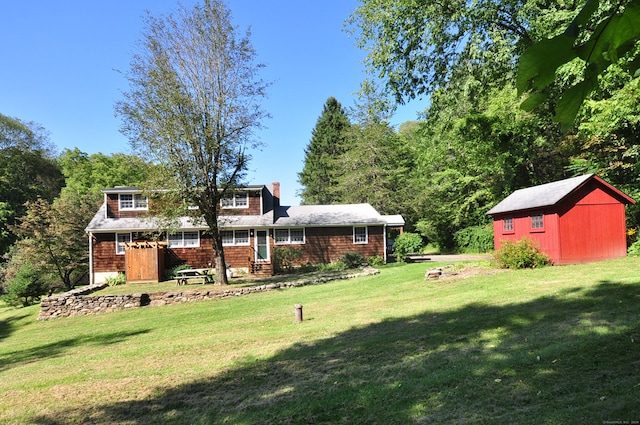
[316,261,347,272]
[168,264,193,279]
[367,255,384,267]
[273,247,303,273]
[2,262,49,307]
[454,224,494,253]
[105,272,127,286]
[393,232,424,262]
[340,252,365,269]
[495,237,551,269]
[628,239,640,257]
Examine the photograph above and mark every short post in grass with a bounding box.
[295,304,303,323]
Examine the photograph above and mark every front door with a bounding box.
[255,230,269,262]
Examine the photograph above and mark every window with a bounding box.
[531,214,544,230]
[119,194,148,210]
[503,218,514,232]
[221,229,250,246]
[354,226,368,244]
[275,228,305,244]
[167,231,200,248]
[221,193,249,208]
[116,233,131,255]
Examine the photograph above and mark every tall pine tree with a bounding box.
[298,97,351,205]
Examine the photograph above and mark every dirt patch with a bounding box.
[425,263,508,281]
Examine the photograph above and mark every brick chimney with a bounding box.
[272,182,280,207]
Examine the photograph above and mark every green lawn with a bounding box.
[1,258,639,424]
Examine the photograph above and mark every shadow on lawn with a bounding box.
[0,329,151,373]
[0,312,30,342]
[34,281,640,425]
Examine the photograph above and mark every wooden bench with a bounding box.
[405,254,432,263]
[175,268,215,286]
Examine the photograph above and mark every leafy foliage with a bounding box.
[314,261,347,272]
[58,148,153,201]
[0,113,64,256]
[627,238,640,256]
[339,252,365,269]
[367,255,384,267]
[105,273,127,286]
[347,0,534,103]
[11,191,94,291]
[495,237,551,269]
[518,0,640,127]
[393,232,423,262]
[410,83,570,250]
[2,261,49,307]
[167,264,193,280]
[116,0,270,284]
[454,225,494,253]
[273,247,304,274]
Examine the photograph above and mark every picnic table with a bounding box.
[175,268,215,285]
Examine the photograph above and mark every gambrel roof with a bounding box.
[486,174,635,216]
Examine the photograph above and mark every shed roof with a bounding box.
[486,174,635,216]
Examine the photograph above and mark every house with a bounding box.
[85,183,404,283]
[486,174,635,265]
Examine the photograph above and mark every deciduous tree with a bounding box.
[12,191,94,291]
[347,0,559,103]
[0,114,64,256]
[58,148,153,203]
[116,0,270,284]
[337,81,415,215]
[518,0,640,127]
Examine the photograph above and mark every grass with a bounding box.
[1,258,639,424]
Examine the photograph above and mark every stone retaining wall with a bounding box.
[37,267,379,320]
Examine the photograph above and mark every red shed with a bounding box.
[486,174,635,265]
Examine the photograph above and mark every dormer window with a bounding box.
[119,194,148,210]
[221,193,248,208]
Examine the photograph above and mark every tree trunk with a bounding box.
[214,252,228,285]
[211,231,228,285]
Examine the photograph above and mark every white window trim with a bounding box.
[531,214,544,230]
[503,217,514,232]
[167,231,200,248]
[119,193,148,211]
[221,193,249,209]
[274,228,305,245]
[353,226,368,244]
[221,229,251,246]
[116,232,132,255]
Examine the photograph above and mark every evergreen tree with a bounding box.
[298,97,351,205]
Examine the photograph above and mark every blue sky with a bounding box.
[0,1,426,205]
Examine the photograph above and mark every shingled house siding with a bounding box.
[165,234,215,269]
[298,226,384,265]
[87,184,404,282]
[93,233,126,273]
[106,193,144,219]
[221,190,263,216]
